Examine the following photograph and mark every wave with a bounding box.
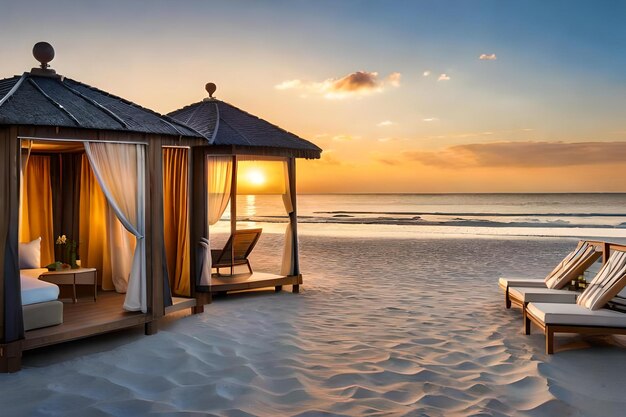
[314,210,626,217]
[236,215,626,229]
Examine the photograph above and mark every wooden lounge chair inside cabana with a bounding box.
[524,245,626,354]
[207,228,262,276]
[499,240,605,309]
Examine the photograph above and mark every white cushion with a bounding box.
[499,277,546,289]
[527,302,626,327]
[20,270,59,305]
[19,237,42,269]
[509,287,578,304]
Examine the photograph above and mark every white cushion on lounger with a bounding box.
[499,277,546,289]
[509,287,578,304]
[527,302,626,327]
[21,269,59,306]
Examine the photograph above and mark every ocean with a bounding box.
[213,193,626,240]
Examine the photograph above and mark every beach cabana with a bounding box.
[168,83,321,304]
[0,43,207,372]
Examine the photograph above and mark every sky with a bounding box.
[1,0,626,193]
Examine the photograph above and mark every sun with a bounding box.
[246,168,266,186]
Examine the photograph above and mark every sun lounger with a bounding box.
[210,228,262,276]
[524,249,626,353]
[500,240,603,309]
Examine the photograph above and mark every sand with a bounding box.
[1,234,626,416]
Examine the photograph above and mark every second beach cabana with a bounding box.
[168,83,321,304]
[0,43,207,372]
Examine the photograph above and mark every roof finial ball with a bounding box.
[206,82,217,98]
[33,42,55,69]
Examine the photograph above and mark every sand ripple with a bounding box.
[1,236,625,416]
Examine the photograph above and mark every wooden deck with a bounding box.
[22,273,294,351]
[23,291,149,351]
[23,292,198,351]
[210,272,302,295]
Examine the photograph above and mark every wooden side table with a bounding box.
[39,267,97,303]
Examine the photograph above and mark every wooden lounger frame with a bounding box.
[503,240,609,309]
[211,228,262,276]
[523,242,626,354]
[524,306,626,354]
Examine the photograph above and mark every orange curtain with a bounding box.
[79,154,113,289]
[20,155,54,266]
[163,148,190,296]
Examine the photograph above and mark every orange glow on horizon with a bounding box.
[237,161,285,195]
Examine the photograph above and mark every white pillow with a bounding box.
[19,237,42,269]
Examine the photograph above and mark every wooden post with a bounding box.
[190,147,209,303]
[146,135,163,323]
[288,158,301,292]
[230,155,237,275]
[145,320,158,335]
[603,242,610,264]
[524,309,531,335]
[0,341,22,373]
[1,128,23,343]
[0,128,24,372]
[546,326,554,354]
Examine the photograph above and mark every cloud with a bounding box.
[377,157,401,166]
[438,73,450,81]
[275,79,303,90]
[403,141,626,168]
[317,150,342,165]
[275,70,401,99]
[387,72,402,87]
[377,137,406,143]
[422,117,438,122]
[423,70,431,77]
[377,120,395,127]
[332,134,360,142]
[479,53,497,60]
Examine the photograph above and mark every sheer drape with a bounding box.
[281,159,296,275]
[79,154,135,292]
[199,156,233,286]
[163,148,190,296]
[20,155,54,266]
[208,156,233,225]
[85,142,146,313]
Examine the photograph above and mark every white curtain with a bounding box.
[107,205,136,293]
[281,159,295,276]
[85,142,147,313]
[199,156,233,286]
[208,156,233,225]
[198,238,211,288]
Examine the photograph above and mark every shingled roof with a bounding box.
[168,98,322,159]
[0,73,204,138]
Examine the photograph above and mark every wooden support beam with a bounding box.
[288,158,300,276]
[0,341,22,373]
[145,320,158,335]
[189,147,209,295]
[230,155,238,276]
[546,326,555,354]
